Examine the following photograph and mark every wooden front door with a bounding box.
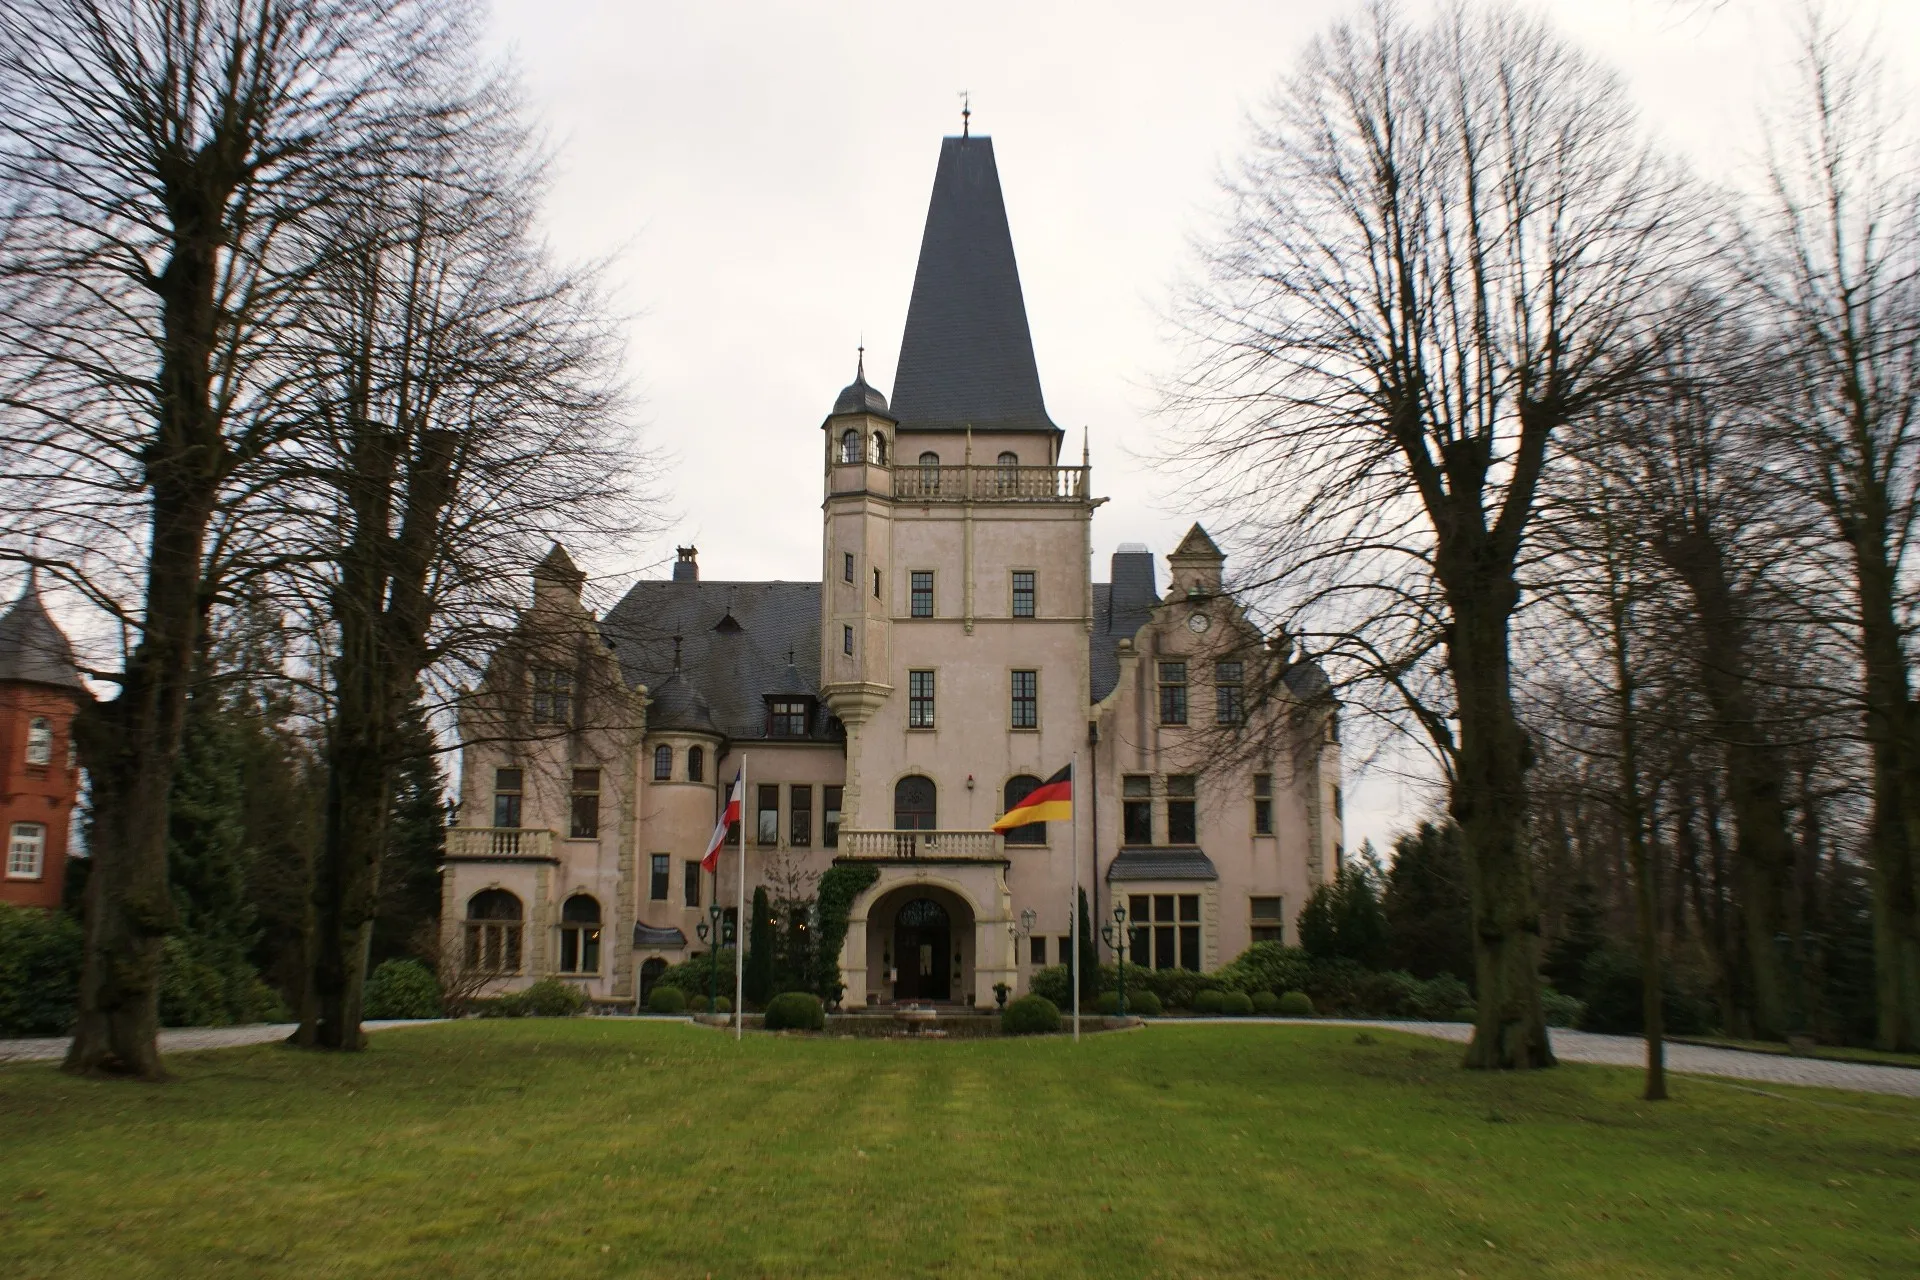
[892,898,951,1001]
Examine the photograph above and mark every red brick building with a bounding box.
[0,577,87,911]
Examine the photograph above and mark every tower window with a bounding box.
[684,860,702,907]
[908,670,936,728]
[910,571,934,618]
[25,717,52,766]
[840,429,860,463]
[1010,669,1037,730]
[650,854,670,901]
[843,624,854,656]
[653,744,673,780]
[7,823,46,880]
[844,551,854,582]
[1011,571,1035,618]
[874,567,882,599]
[869,432,888,465]
[688,745,704,782]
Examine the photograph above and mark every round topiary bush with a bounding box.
[1222,990,1255,1017]
[1094,992,1120,1016]
[1193,988,1227,1015]
[1001,993,1061,1036]
[520,977,587,1017]
[363,958,442,1020]
[713,995,732,1014]
[764,991,826,1031]
[1278,990,1314,1017]
[1129,990,1163,1017]
[648,985,687,1014]
[1251,990,1281,1015]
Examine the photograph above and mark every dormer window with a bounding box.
[840,429,860,464]
[767,699,811,738]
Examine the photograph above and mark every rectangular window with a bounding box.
[1010,669,1038,729]
[533,669,573,724]
[1029,935,1047,966]
[1179,894,1202,969]
[1133,893,1202,971]
[844,551,854,583]
[492,767,523,829]
[570,768,601,839]
[790,784,813,847]
[7,823,46,879]
[1058,937,1073,974]
[769,700,809,737]
[1253,772,1273,836]
[1167,775,1197,845]
[1128,895,1150,967]
[1215,661,1244,725]
[1158,662,1188,725]
[1011,570,1035,618]
[1251,896,1284,943]
[874,567,882,599]
[843,624,854,656]
[908,670,936,728]
[650,854,670,902]
[1333,784,1344,820]
[684,860,702,908]
[757,784,780,845]
[1122,775,1153,846]
[910,570,934,618]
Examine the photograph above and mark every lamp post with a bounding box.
[1004,908,1037,1009]
[1099,904,1137,1018]
[696,902,724,1014]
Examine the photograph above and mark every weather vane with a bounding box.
[960,90,970,138]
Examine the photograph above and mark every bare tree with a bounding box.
[1746,17,1920,1050]
[0,0,457,1078]
[1165,2,1684,1068]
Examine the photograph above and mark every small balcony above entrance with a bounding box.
[446,827,557,863]
[838,829,1004,861]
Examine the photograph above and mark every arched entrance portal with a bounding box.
[893,898,950,1001]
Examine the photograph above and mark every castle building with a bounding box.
[445,132,1341,1006]
[0,577,87,911]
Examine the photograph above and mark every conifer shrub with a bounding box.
[1222,990,1255,1016]
[647,985,687,1014]
[363,959,442,1019]
[1252,990,1281,1015]
[1193,988,1227,1015]
[1278,990,1314,1016]
[1001,993,1060,1035]
[764,990,825,1031]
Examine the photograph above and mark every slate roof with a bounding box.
[601,581,832,743]
[0,577,86,694]
[832,353,893,419]
[1106,848,1220,882]
[890,136,1059,436]
[1090,547,1159,702]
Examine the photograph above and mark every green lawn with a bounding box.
[2,1022,1917,1278]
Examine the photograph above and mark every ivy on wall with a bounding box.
[814,863,880,1005]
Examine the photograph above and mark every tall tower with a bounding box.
[0,576,88,910]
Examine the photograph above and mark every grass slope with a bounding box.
[2,1021,1917,1278]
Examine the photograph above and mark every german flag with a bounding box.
[993,764,1072,832]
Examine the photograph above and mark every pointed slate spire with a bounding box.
[0,573,86,693]
[890,135,1058,436]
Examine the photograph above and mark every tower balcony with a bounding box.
[891,464,1089,503]
[838,829,1005,861]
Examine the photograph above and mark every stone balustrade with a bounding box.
[839,829,1003,860]
[891,464,1089,503]
[446,826,556,860]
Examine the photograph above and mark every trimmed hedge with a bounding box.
[1251,990,1281,1015]
[1221,990,1255,1017]
[1002,994,1060,1035]
[0,903,81,1036]
[519,978,587,1017]
[364,959,442,1020]
[764,991,825,1031]
[1193,989,1227,1015]
[1278,990,1314,1016]
[648,985,688,1014]
[1130,990,1163,1017]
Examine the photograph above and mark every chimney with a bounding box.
[673,546,699,582]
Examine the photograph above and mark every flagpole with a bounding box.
[735,755,746,1041]
[1071,751,1081,1043]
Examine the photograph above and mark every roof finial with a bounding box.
[856,338,865,381]
[960,89,970,138]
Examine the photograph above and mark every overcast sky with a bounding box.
[470,0,1917,851]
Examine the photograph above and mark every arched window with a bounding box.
[559,894,602,973]
[996,450,1019,494]
[639,956,669,1002]
[869,431,888,465]
[894,775,936,831]
[687,745,704,782]
[1001,775,1046,846]
[653,744,673,780]
[25,717,52,766]
[840,428,860,463]
[918,450,940,494]
[465,889,524,973]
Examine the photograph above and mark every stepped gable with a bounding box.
[889,135,1059,436]
[601,579,827,742]
[0,576,86,693]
